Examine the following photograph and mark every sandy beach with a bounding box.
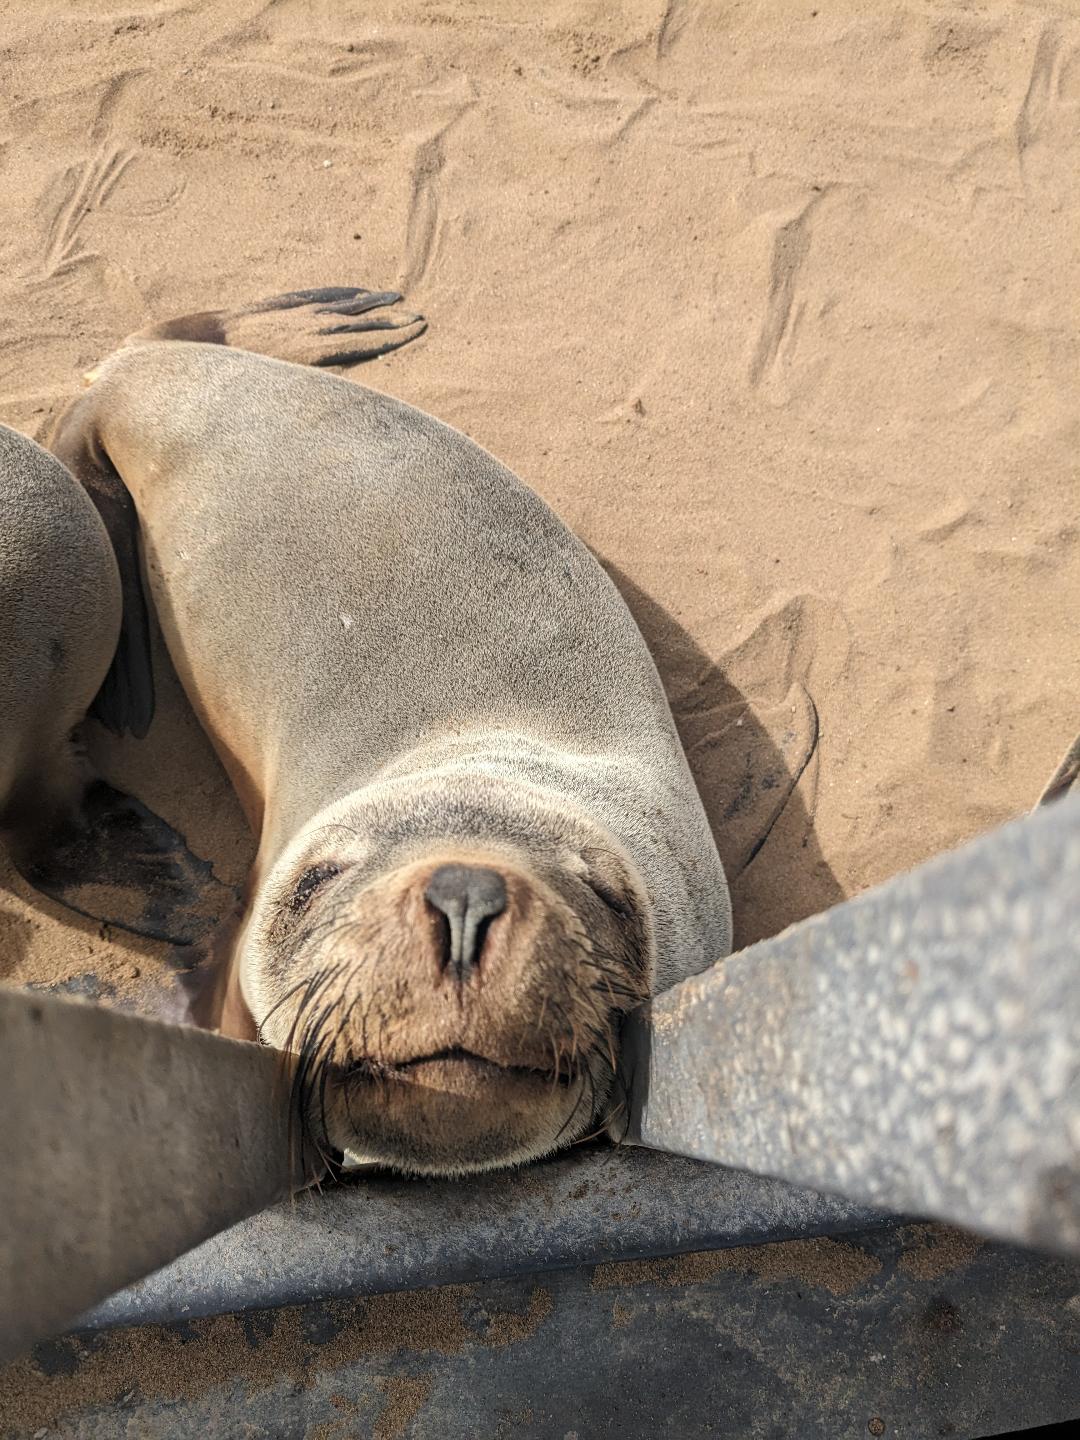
[1,2,1079,1435]
[1,0,1077,1023]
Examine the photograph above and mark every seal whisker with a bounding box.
[552,1066,595,1148]
[286,961,353,1168]
[573,1090,624,1148]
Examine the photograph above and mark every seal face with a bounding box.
[249,774,653,1173]
[48,288,732,1175]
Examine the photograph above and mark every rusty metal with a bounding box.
[621,795,1080,1254]
[4,1221,1079,1439]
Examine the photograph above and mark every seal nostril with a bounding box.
[429,907,452,969]
[424,863,507,977]
[472,912,495,962]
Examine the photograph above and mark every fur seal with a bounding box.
[49,285,731,1175]
[0,425,119,840]
[0,423,234,947]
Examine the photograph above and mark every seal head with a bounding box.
[247,772,652,1175]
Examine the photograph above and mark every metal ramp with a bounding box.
[1,794,1077,1435]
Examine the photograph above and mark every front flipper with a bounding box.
[47,412,155,741]
[14,781,238,947]
[85,467,154,740]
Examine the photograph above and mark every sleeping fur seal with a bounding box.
[49,286,731,1175]
[0,425,119,841]
[0,423,235,946]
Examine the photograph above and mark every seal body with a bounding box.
[51,315,731,1174]
[0,425,120,840]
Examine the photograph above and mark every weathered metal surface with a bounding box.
[79,1146,890,1330]
[2,1223,1078,1439]
[622,796,1080,1253]
[0,985,297,1364]
[5,796,1076,1374]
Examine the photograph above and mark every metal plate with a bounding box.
[3,1222,1078,1439]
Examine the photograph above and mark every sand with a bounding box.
[1,2,1078,991]
[1,8,1077,1411]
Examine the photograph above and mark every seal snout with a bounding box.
[424,863,507,978]
[257,833,651,1175]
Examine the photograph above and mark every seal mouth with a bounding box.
[345,1046,579,1089]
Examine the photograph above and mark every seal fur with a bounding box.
[0,425,120,842]
[50,288,731,1174]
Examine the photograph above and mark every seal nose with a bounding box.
[425,863,507,978]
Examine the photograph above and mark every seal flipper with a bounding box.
[86,469,154,740]
[14,780,239,946]
[46,414,155,740]
[1035,734,1080,809]
[702,682,820,878]
[123,285,427,369]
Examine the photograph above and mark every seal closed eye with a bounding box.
[49,284,732,1176]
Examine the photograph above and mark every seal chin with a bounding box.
[323,1048,599,1176]
[248,823,651,1176]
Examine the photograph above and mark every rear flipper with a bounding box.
[119,285,427,370]
[1035,734,1080,809]
[683,681,820,879]
[61,284,424,736]
[12,779,239,947]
